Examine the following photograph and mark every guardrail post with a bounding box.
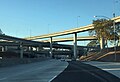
[36,47,39,51]
[1,46,8,52]
[1,46,5,52]
[36,45,41,52]
[73,33,77,60]
[5,46,8,51]
[20,42,23,58]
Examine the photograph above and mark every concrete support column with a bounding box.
[1,46,5,52]
[73,33,77,60]
[20,42,23,58]
[36,47,39,51]
[1,46,8,52]
[50,37,53,58]
[36,46,40,52]
[5,46,8,51]
[26,46,29,51]
[28,46,33,51]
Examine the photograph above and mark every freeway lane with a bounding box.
[84,61,120,78]
[51,61,120,82]
[0,59,68,82]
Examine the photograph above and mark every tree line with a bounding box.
[87,18,120,49]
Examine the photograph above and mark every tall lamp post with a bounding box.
[94,15,116,61]
[73,16,80,60]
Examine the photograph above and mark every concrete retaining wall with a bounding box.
[0,58,49,67]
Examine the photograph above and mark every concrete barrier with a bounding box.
[0,58,49,67]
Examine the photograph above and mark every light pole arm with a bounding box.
[94,16,111,20]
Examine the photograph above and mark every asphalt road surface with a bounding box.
[0,59,68,82]
[51,61,120,82]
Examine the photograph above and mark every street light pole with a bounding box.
[77,16,80,28]
[113,13,117,61]
[73,16,80,60]
[48,24,50,34]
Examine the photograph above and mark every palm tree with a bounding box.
[89,19,113,49]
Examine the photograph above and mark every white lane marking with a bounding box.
[49,75,57,82]
[48,62,68,82]
[103,68,120,71]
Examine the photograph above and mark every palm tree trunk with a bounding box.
[99,37,105,49]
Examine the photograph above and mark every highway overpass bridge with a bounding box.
[40,36,97,42]
[0,16,119,59]
[24,16,120,59]
[25,16,120,40]
[0,34,99,59]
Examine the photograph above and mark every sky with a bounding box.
[0,0,120,45]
